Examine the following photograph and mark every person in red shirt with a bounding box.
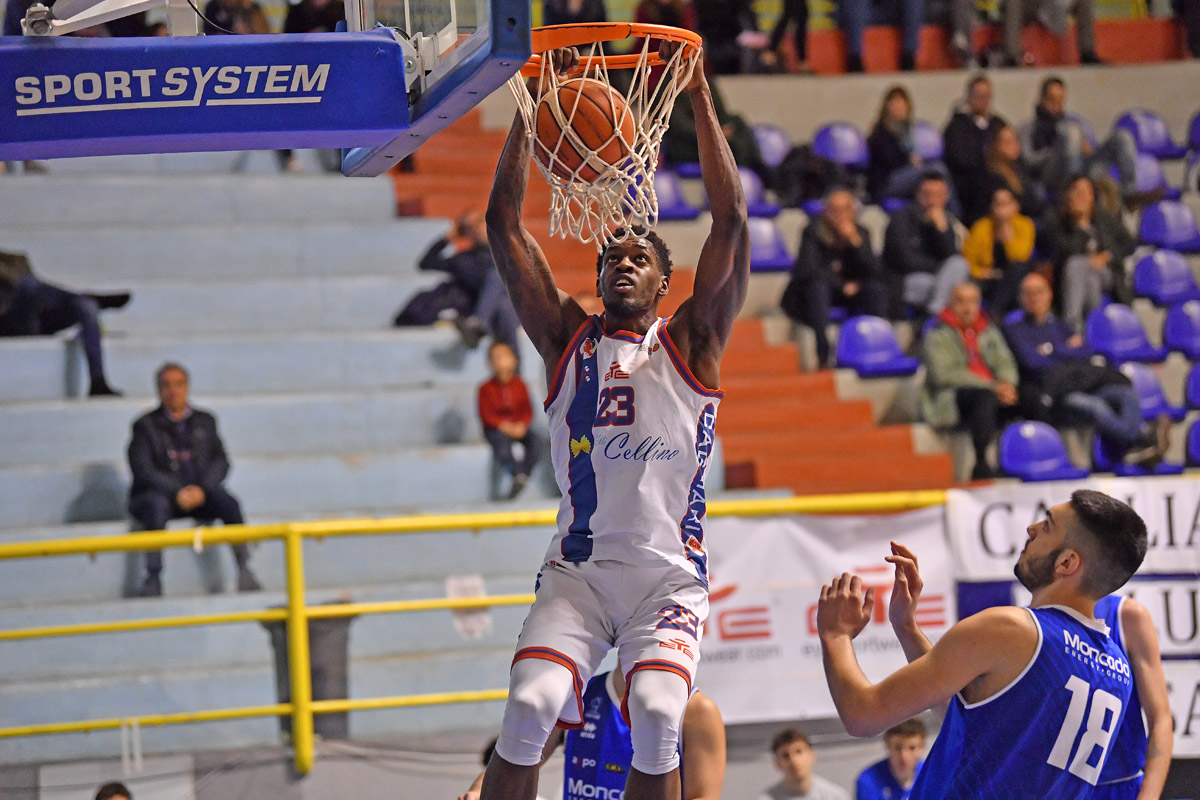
[478,342,539,499]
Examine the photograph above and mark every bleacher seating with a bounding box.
[653,170,702,221]
[747,217,794,271]
[835,316,920,378]
[1186,362,1200,408]
[999,421,1089,482]
[1116,109,1188,160]
[739,168,782,218]
[1091,435,1184,476]
[1085,304,1167,364]
[1115,153,1181,201]
[1134,250,1200,306]
[1140,201,1200,252]
[1188,419,1200,465]
[752,123,792,170]
[812,122,869,171]
[1121,362,1188,421]
[913,121,944,161]
[1164,300,1200,359]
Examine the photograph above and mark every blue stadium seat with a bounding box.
[1187,361,1200,408]
[1002,309,1024,325]
[879,197,909,214]
[1139,201,1200,252]
[812,123,869,170]
[913,121,944,161]
[1164,300,1200,359]
[747,217,793,272]
[1188,419,1200,465]
[674,162,703,179]
[1121,362,1187,421]
[1091,435,1183,476]
[1068,113,1098,149]
[801,198,823,216]
[1133,249,1200,306]
[1112,154,1181,201]
[1085,304,1167,364]
[738,168,781,218]
[652,170,702,221]
[1189,110,1200,155]
[1115,109,1188,160]
[999,422,1090,482]
[834,315,920,377]
[752,124,792,171]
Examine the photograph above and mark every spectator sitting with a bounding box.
[1042,174,1135,333]
[838,0,923,72]
[920,283,1019,480]
[201,0,268,34]
[284,0,344,32]
[780,188,888,367]
[1176,0,1200,59]
[478,342,539,500]
[1003,0,1103,67]
[982,123,1048,222]
[943,76,1007,225]
[693,0,763,74]
[855,718,926,800]
[867,86,956,212]
[0,250,128,397]
[881,171,969,320]
[95,783,132,800]
[1021,77,1140,203]
[962,187,1036,316]
[760,728,849,800]
[128,363,261,598]
[1003,273,1169,467]
[763,0,811,73]
[543,0,607,25]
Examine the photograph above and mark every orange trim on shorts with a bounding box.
[512,646,587,730]
[619,660,694,726]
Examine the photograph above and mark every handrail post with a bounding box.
[284,525,315,775]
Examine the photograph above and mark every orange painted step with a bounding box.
[728,318,768,348]
[750,452,955,492]
[412,150,508,176]
[721,373,838,400]
[716,397,875,434]
[721,426,915,463]
[721,346,800,377]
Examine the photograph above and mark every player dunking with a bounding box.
[479,43,749,800]
[820,490,1148,799]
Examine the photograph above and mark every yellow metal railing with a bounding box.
[0,490,945,774]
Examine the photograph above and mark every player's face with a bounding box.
[598,238,667,317]
[885,734,924,782]
[1015,502,1072,590]
[774,740,814,783]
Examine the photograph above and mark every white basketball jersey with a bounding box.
[543,315,720,585]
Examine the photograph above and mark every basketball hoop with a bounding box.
[508,23,702,248]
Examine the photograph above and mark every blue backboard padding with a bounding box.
[0,30,409,160]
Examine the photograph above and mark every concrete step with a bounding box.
[0,444,557,529]
[0,518,554,607]
[0,386,488,466]
[0,327,496,402]
[0,219,450,283]
[0,173,397,226]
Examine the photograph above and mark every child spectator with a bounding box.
[478,342,539,499]
[962,187,1036,316]
[855,718,925,800]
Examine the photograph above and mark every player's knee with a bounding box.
[494,658,575,767]
[626,670,688,776]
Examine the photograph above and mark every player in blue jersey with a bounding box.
[480,39,748,800]
[1093,594,1172,800]
[854,718,925,800]
[459,662,726,800]
[817,490,1148,799]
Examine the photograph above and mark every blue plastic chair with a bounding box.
[1189,110,1200,154]
[747,217,793,272]
[1085,304,1167,364]
[1112,154,1181,201]
[1002,309,1024,325]
[739,168,781,218]
[812,123,869,171]
[752,124,792,171]
[879,197,909,214]
[673,162,703,179]
[1116,110,1188,160]
[1164,300,1200,359]
[1091,435,1183,476]
[1121,362,1187,421]
[999,422,1090,482]
[834,315,920,377]
[1133,249,1200,306]
[1187,361,1200,408]
[1139,201,1200,252]
[913,121,944,161]
[653,170,702,221]
[1188,419,1200,465]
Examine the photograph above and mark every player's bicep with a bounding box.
[687,226,750,349]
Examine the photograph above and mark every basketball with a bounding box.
[534,78,636,183]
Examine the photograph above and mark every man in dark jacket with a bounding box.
[942,76,1007,225]
[882,172,969,319]
[781,188,887,366]
[127,363,260,597]
[1003,274,1167,466]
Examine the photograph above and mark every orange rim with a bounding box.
[519,23,702,77]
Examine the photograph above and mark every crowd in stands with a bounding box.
[759,720,926,799]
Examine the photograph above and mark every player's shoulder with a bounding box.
[954,604,1036,637]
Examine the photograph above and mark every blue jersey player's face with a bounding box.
[597,238,668,318]
[1016,502,1073,591]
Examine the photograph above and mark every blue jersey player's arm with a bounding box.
[816,573,1039,736]
[1121,599,1172,800]
[884,542,934,663]
[663,49,750,393]
[681,691,726,800]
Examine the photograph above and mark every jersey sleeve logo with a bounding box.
[570,435,593,457]
[580,337,598,358]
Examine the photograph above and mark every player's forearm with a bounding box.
[487,113,531,229]
[687,83,746,238]
[820,634,883,736]
[893,620,933,664]
[1137,719,1174,800]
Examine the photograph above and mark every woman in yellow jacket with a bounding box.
[962,187,1037,317]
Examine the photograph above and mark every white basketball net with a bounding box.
[508,35,699,248]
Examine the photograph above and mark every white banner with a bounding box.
[1166,660,1200,757]
[945,477,1200,581]
[696,507,953,725]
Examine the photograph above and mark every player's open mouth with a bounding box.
[613,278,634,292]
